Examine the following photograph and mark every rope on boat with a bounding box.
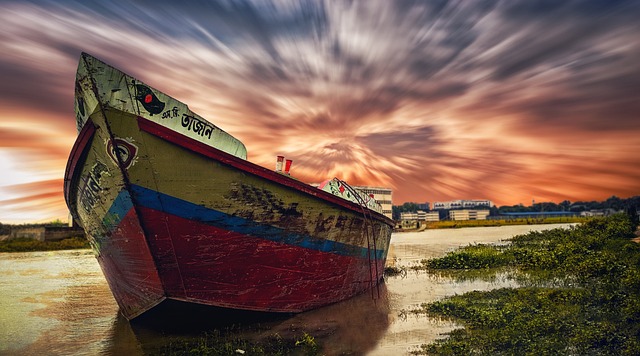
[335,179,381,300]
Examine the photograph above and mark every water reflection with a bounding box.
[0,250,119,355]
[263,283,390,355]
[103,283,391,355]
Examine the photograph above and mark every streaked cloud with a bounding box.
[0,0,639,223]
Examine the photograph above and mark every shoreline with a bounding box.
[0,237,89,253]
[395,216,587,232]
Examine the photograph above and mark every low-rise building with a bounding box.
[580,209,618,217]
[8,226,85,241]
[449,209,490,221]
[424,212,440,221]
[400,211,423,220]
[400,210,439,221]
[434,199,493,210]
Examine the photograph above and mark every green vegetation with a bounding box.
[0,222,10,235]
[0,219,69,231]
[393,202,428,220]
[0,237,89,252]
[159,330,319,355]
[0,220,88,252]
[497,195,640,215]
[420,216,584,229]
[411,214,640,355]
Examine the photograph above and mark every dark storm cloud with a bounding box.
[68,0,328,62]
[401,0,496,75]
[0,58,70,116]
[357,126,442,158]
[465,43,640,133]
[488,0,640,81]
[445,0,640,134]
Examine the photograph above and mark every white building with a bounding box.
[400,211,421,220]
[400,210,439,221]
[449,209,490,221]
[424,212,440,221]
[354,186,393,219]
[433,199,493,210]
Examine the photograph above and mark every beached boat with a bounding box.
[64,53,394,320]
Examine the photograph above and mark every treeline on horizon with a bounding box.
[393,195,640,220]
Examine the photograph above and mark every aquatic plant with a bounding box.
[414,214,640,355]
[420,244,510,270]
[158,329,321,355]
[384,265,408,277]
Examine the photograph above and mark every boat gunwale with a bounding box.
[63,120,96,209]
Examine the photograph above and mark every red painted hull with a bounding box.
[139,206,385,312]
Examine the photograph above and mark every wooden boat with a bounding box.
[64,53,393,320]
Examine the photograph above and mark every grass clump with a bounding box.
[159,330,320,356]
[422,244,509,270]
[414,214,640,355]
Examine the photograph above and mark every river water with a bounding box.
[0,224,573,355]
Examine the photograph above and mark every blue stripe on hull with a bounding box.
[105,184,385,259]
[103,188,135,231]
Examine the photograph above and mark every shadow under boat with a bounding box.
[130,299,293,333]
[106,282,392,355]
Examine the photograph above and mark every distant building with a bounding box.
[8,226,85,241]
[354,186,393,219]
[400,211,420,220]
[400,210,439,221]
[449,209,490,221]
[580,209,618,217]
[424,212,440,221]
[434,199,493,210]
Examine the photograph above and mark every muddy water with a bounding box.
[0,224,573,355]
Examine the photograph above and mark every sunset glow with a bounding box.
[1,1,639,223]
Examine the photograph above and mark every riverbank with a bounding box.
[0,237,89,252]
[412,214,640,355]
[395,216,587,233]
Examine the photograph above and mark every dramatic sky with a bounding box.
[1,0,639,223]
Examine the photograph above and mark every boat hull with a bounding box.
[67,111,392,320]
[65,54,393,320]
